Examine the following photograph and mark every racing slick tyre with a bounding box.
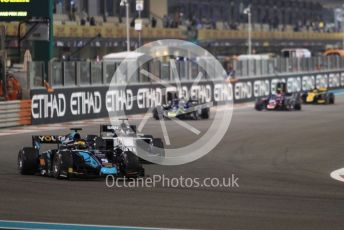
[313,96,320,104]
[192,111,200,120]
[18,147,39,175]
[129,125,137,133]
[52,151,73,179]
[152,138,165,159]
[283,99,292,111]
[255,99,264,111]
[294,103,302,111]
[201,108,210,119]
[137,135,154,164]
[329,93,335,104]
[153,107,160,120]
[119,151,142,178]
[301,94,307,103]
[52,154,63,179]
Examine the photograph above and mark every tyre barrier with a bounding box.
[0,100,31,128]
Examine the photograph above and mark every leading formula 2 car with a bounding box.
[302,88,335,104]
[17,128,144,179]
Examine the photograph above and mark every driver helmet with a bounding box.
[74,140,88,150]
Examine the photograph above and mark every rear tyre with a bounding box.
[129,125,137,133]
[17,147,39,175]
[201,108,210,119]
[255,99,264,111]
[329,93,335,104]
[295,103,302,111]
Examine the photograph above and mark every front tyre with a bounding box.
[119,151,142,177]
[52,154,62,179]
[153,108,160,120]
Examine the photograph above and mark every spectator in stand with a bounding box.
[268,16,273,31]
[130,16,136,28]
[211,19,216,30]
[173,12,180,28]
[230,22,238,30]
[319,20,325,32]
[227,65,235,77]
[151,16,157,28]
[226,64,236,82]
[163,15,168,28]
[90,17,96,26]
[103,12,108,23]
[305,20,311,31]
[70,1,77,21]
[80,9,88,26]
[273,15,279,31]
[56,0,62,15]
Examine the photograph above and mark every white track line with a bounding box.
[330,168,344,183]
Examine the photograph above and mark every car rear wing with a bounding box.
[101,125,117,132]
[100,124,137,137]
[32,135,62,149]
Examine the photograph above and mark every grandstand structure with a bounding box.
[1,0,344,59]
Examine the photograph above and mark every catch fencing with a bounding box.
[28,56,344,88]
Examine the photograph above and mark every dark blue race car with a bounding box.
[17,128,144,179]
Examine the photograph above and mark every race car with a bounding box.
[301,88,335,104]
[255,93,302,111]
[17,128,144,179]
[153,98,211,120]
[98,119,164,164]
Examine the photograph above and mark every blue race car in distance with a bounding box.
[17,128,144,179]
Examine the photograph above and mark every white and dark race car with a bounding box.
[96,119,165,164]
[153,98,212,120]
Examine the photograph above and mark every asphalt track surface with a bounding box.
[1,96,344,230]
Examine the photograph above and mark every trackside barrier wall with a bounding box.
[0,100,31,128]
[30,70,344,125]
